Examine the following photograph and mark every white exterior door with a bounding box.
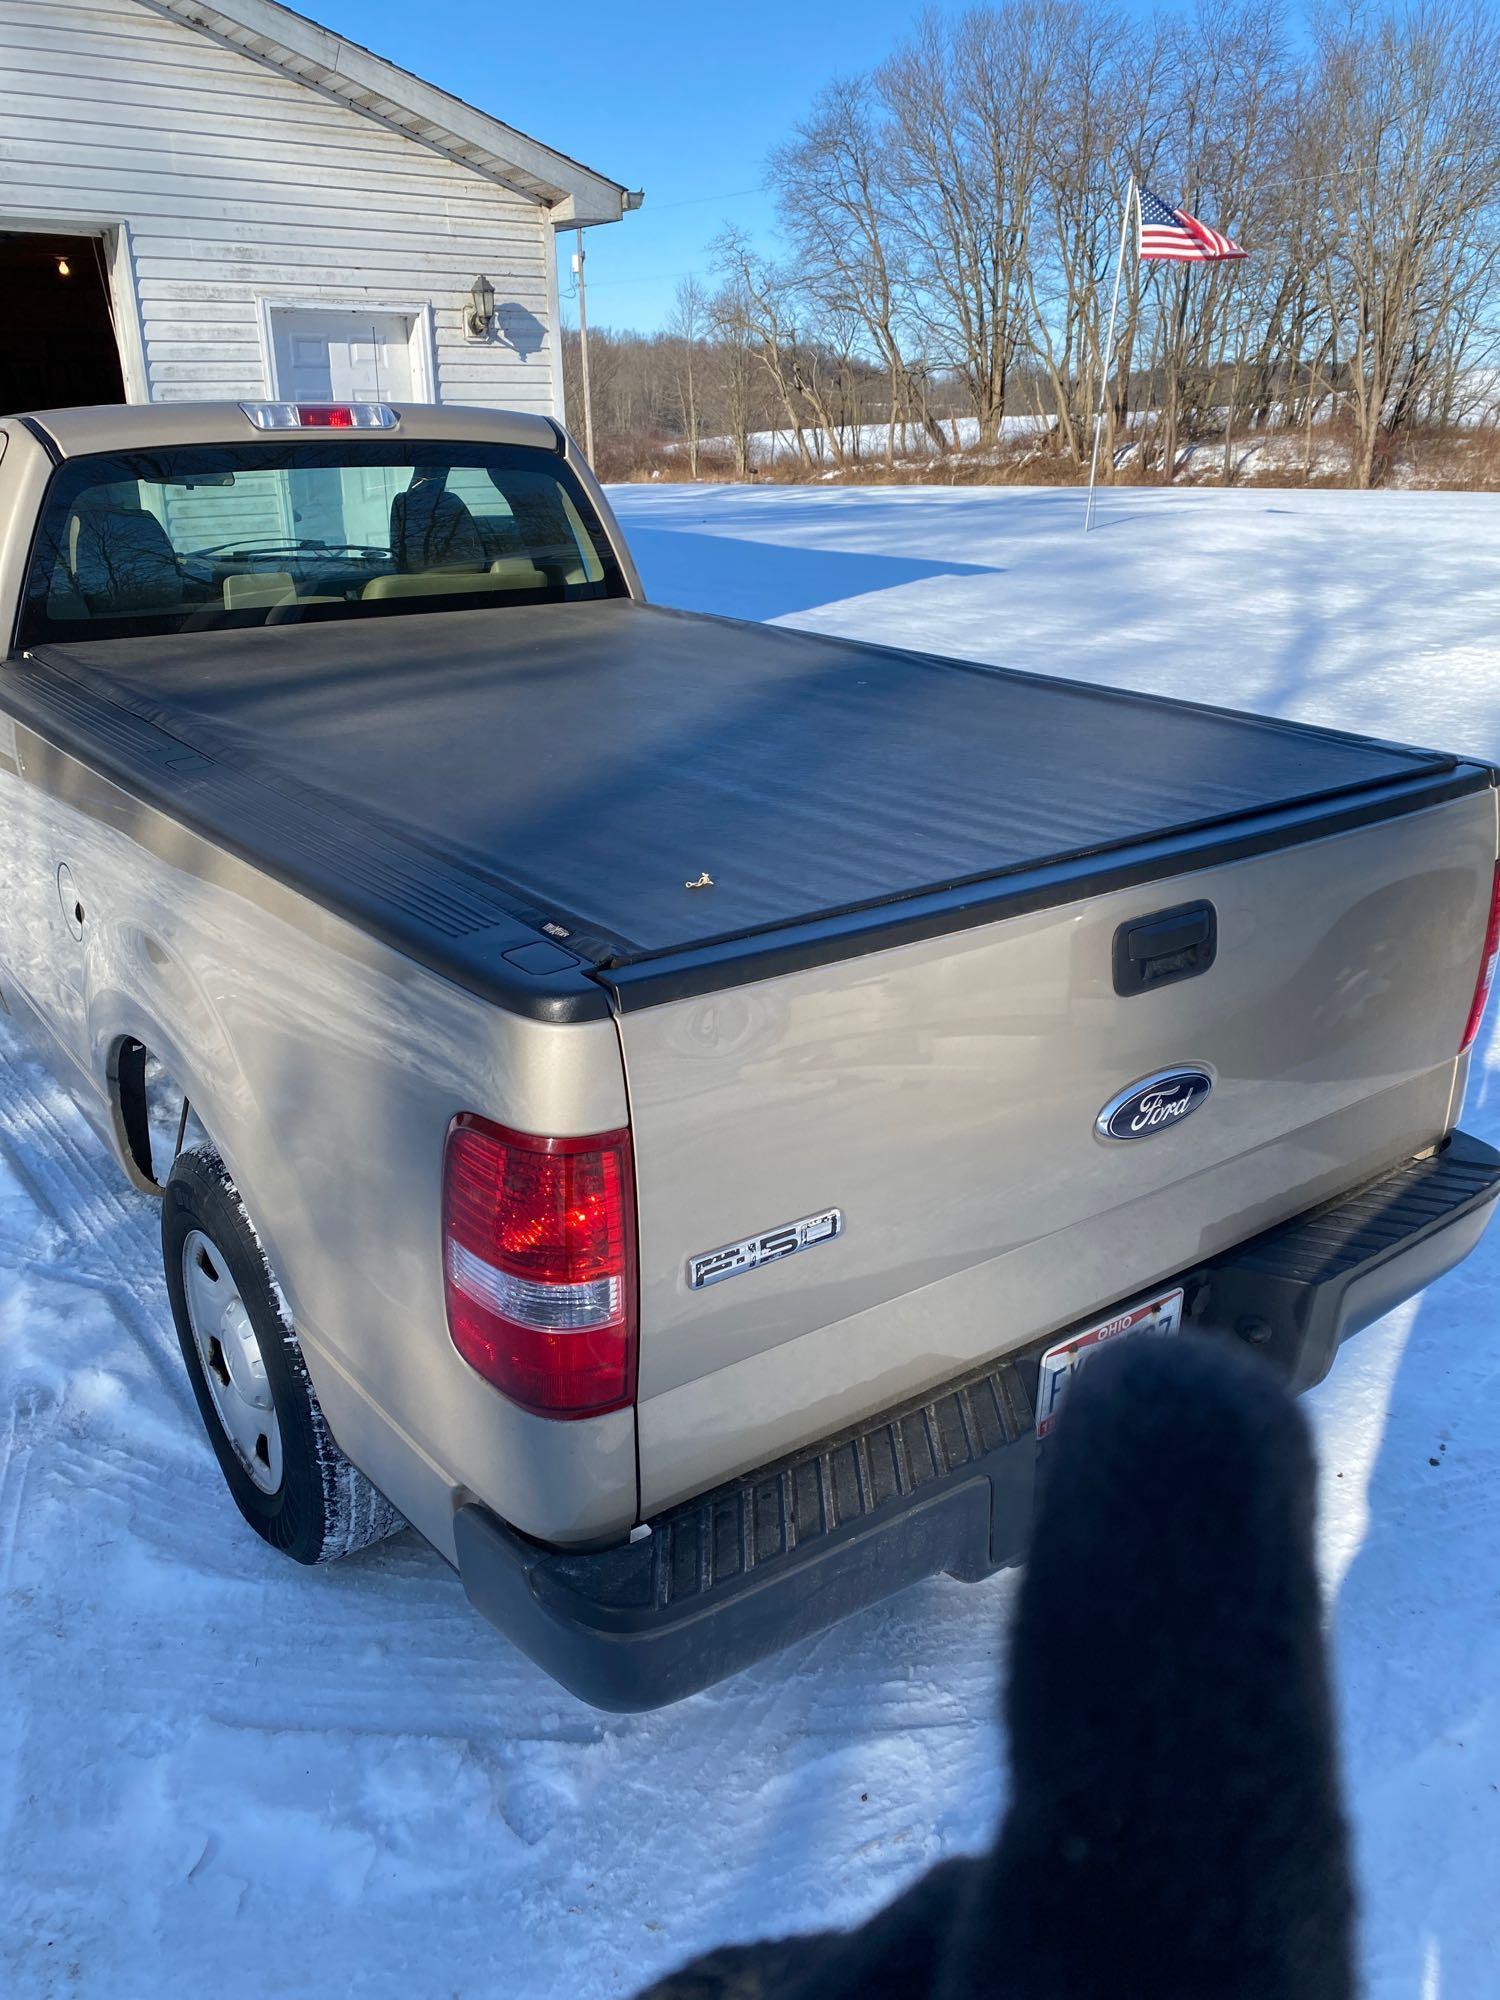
[270,309,416,402]
[267,309,420,550]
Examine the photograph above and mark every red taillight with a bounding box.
[1460,863,1500,1054]
[297,404,356,427]
[442,1115,637,1419]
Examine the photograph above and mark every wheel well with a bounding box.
[110,1037,202,1195]
[111,1037,157,1191]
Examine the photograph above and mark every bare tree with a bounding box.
[1026,4,1169,466]
[875,7,1063,443]
[771,76,940,464]
[712,232,831,468]
[705,268,762,476]
[1310,1,1500,486]
[667,277,709,478]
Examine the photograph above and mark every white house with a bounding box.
[0,0,638,419]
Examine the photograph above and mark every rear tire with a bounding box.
[162,1144,404,1564]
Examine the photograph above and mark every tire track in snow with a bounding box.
[0,1377,62,1590]
[4,1251,197,1426]
[0,1040,144,1245]
[0,1028,194,1418]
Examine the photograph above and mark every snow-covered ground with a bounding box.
[4,482,1500,1998]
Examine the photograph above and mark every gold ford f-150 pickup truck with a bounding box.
[2,397,1498,1709]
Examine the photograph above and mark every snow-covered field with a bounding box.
[686,416,997,466]
[4,482,1500,1998]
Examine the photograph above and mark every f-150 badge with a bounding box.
[689,1209,843,1289]
[1096,1068,1212,1141]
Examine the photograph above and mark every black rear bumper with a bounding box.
[454,1130,1500,1712]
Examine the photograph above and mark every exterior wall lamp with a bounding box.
[467,275,496,339]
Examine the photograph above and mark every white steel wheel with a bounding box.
[181,1226,284,1493]
[163,1146,404,1565]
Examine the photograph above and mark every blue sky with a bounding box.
[306,0,1010,332]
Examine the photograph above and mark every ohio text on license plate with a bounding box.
[1035,1289,1184,1440]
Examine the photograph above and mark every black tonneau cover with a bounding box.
[10,602,1469,1012]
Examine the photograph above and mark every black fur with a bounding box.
[639,1334,1354,2000]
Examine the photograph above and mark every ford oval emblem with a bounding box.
[1096,1068,1213,1142]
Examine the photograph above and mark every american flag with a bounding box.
[1137,185,1246,263]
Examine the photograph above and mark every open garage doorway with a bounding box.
[0,232,126,417]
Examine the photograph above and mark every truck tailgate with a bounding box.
[614,780,1497,1516]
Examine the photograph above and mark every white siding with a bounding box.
[0,0,562,412]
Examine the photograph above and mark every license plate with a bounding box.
[1035,1288,1184,1439]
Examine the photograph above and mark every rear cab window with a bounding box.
[17,438,627,646]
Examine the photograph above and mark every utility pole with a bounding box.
[572,228,596,465]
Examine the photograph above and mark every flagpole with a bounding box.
[1085,175,1135,534]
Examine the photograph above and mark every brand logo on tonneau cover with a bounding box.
[688,1209,843,1289]
[1096,1068,1213,1142]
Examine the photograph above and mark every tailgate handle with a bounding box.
[1113,900,1217,996]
